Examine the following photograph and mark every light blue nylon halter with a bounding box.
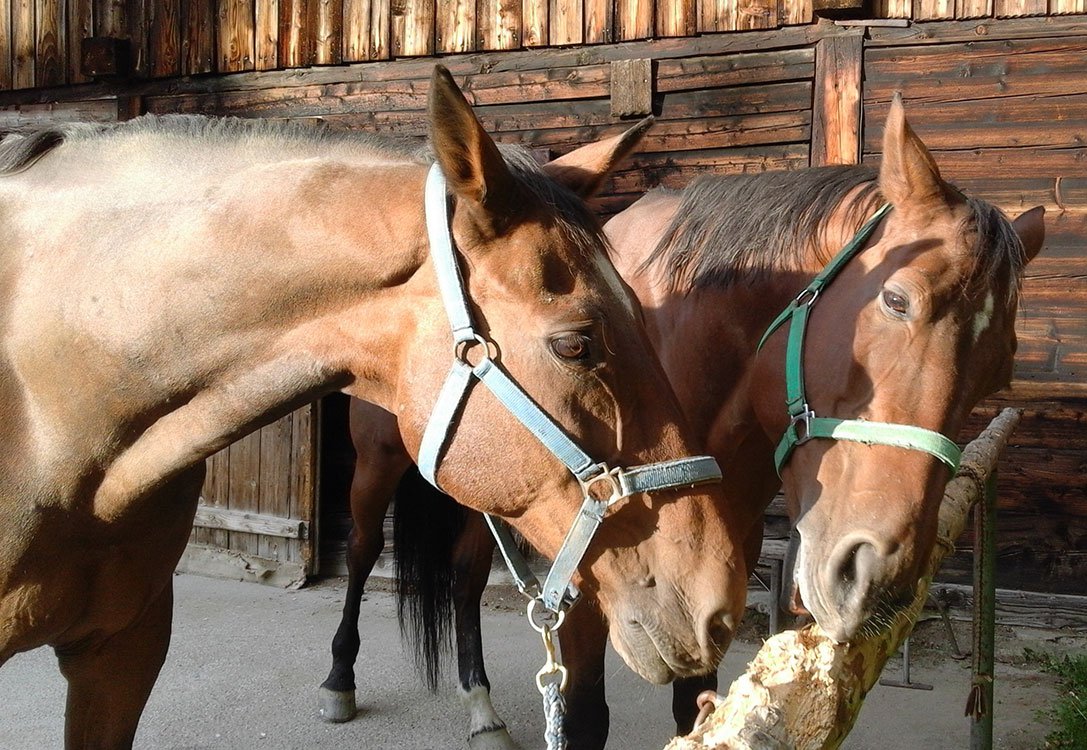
[757,203,962,477]
[417,164,723,614]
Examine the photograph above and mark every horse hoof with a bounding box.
[318,687,357,723]
[468,725,522,750]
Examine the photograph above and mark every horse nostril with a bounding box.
[829,539,881,607]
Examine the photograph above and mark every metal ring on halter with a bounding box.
[527,597,567,634]
[578,463,624,505]
[790,405,815,444]
[454,333,497,367]
[794,287,820,307]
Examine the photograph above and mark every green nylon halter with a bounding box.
[756,203,962,477]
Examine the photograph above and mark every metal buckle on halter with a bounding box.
[578,463,625,507]
[794,287,820,307]
[790,405,816,444]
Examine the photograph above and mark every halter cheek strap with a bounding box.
[757,203,962,476]
[418,164,723,614]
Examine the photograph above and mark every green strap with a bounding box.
[758,203,962,477]
[774,417,962,475]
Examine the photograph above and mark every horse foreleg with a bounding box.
[56,580,174,750]
[452,512,520,750]
[319,402,411,723]
[559,600,610,750]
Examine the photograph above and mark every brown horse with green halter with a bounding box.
[0,67,749,749]
[319,96,1044,749]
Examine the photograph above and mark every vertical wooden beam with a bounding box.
[584,0,610,42]
[291,404,318,574]
[392,0,434,56]
[314,0,340,63]
[477,0,519,49]
[872,0,911,17]
[656,0,694,35]
[737,0,778,29]
[993,0,1046,15]
[368,0,389,57]
[95,0,126,38]
[969,474,999,750]
[66,0,92,82]
[914,0,954,20]
[181,0,215,74]
[549,0,581,44]
[955,0,991,17]
[436,0,474,52]
[698,0,738,31]
[278,0,312,67]
[782,0,809,23]
[257,417,295,564]
[226,434,262,557]
[523,0,547,44]
[254,0,279,68]
[151,0,183,77]
[342,0,369,58]
[615,0,651,40]
[12,0,34,89]
[610,57,652,117]
[811,32,862,167]
[218,0,256,71]
[34,0,63,86]
[1051,0,1085,13]
[0,0,12,88]
[127,0,149,77]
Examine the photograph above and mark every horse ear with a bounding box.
[427,65,515,214]
[1012,206,1045,263]
[541,117,654,198]
[879,94,946,210]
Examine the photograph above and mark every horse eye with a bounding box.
[882,289,910,317]
[551,333,591,362]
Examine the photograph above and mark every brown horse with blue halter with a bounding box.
[0,67,749,748]
[320,96,1044,749]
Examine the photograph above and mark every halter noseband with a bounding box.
[417,164,723,614]
[757,203,962,476]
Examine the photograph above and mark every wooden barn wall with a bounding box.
[1,17,1085,593]
[1,0,1086,93]
[861,22,1087,594]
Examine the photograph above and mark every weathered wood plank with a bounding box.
[584,0,611,41]
[993,0,1047,16]
[477,0,520,49]
[291,404,318,571]
[957,0,995,18]
[342,0,371,59]
[437,0,475,52]
[370,0,390,58]
[615,0,652,40]
[182,0,216,74]
[218,0,256,71]
[811,32,862,166]
[610,57,652,116]
[194,506,306,539]
[657,0,695,35]
[932,583,1087,630]
[865,16,1087,45]
[550,0,583,44]
[392,0,435,56]
[12,0,34,89]
[914,0,955,20]
[227,432,262,557]
[523,0,548,45]
[254,0,279,68]
[782,0,810,23]
[96,0,127,37]
[127,0,150,78]
[654,47,815,92]
[1051,0,1086,12]
[699,0,739,31]
[34,0,63,86]
[314,0,342,62]
[0,0,11,89]
[258,416,296,561]
[278,0,313,68]
[201,446,232,551]
[872,0,911,18]
[177,544,307,588]
[152,0,183,77]
[864,38,1087,105]
[0,99,119,129]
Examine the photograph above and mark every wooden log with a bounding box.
[665,409,1022,750]
[811,32,862,166]
[477,0,520,49]
[34,0,64,87]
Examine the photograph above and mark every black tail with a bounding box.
[393,466,468,692]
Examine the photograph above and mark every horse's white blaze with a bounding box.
[972,292,995,342]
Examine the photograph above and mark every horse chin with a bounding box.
[607,619,677,685]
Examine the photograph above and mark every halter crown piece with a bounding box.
[757,203,962,476]
[417,164,724,615]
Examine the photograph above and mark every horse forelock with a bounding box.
[642,166,883,293]
[962,197,1029,304]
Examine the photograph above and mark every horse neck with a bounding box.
[6,147,434,518]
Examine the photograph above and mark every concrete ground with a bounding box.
[0,573,1074,750]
